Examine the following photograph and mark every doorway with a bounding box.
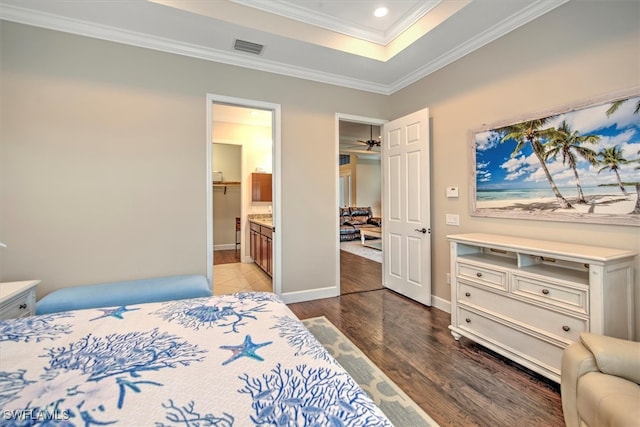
[207,95,281,296]
[212,142,242,265]
[337,114,386,295]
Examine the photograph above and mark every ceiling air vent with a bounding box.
[234,39,264,55]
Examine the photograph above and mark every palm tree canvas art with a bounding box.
[472,92,639,227]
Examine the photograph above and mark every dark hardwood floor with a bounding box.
[213,249,240,265]
[340,249,383,294]
[288,289,564,427]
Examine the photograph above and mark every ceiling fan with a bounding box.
[358,125,381,151]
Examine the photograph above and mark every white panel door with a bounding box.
[382,108,431,305]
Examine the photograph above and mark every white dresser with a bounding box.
[0,280,40,320]
[448,233,636,383]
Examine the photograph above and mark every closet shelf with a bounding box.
[213,181,240,194]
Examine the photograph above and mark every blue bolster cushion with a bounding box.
[35,274,212,315]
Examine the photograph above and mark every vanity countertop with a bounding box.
[248,215,273,230]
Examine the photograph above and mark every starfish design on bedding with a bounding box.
[220,334,272,365]
[90,306,140,321]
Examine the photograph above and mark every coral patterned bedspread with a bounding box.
[1,292,391,426]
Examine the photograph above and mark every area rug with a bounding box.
[340,240,382,263]
[302,316,439,427]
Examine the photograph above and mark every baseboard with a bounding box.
[214,244,237,251]
[280,286,340,304]
[432,294,451,314]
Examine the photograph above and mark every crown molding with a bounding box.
[0,3,390,94]
[387,0,570,94]
[0,0,569,96]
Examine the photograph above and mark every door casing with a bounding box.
[207,94,281,295]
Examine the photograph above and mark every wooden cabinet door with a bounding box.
[266,237,272,276]
[251,173,272,202]
[250,230,258,261]
[259,234,268,271]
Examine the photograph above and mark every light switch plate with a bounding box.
[446,214,460,226]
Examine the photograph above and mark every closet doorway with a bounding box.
[212,143,242,265]
[208,96,281,296]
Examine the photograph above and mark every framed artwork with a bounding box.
[471,90,640,227]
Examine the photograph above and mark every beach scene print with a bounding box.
[473,94,639,226]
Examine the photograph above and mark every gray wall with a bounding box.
[389,1,640,334]
[0,21,387,298]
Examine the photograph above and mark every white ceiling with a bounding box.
[0,0,569,95]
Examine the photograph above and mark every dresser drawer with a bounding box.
[511,273,588,315]
[456,262,507,291]
[0,288,35,320]
[457,307,565,378]
[458,281,587,342]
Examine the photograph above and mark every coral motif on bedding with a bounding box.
[0,312,74,343]
[42,328,206,382]
[239,363,391,427]
[0,370,34,409]
[4,328,207,424]
[273,315,335,363]
[159,400,234,427]
[152,294,270,333]
[232,291,283,303]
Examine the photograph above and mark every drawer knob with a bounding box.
[19,303,27,310]
[465,318,471,323]
[562,325,570,332]
[465,292,471,297]
[542,289,550,295]
[476,272,483,278]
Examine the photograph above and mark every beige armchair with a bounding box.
[561,332,640,427]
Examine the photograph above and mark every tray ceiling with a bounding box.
[0,0,569,94]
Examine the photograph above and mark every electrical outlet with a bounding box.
[445,214,460,226]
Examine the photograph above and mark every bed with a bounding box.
[1,292,392,426]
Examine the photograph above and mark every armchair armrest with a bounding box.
[561,340,599,427]
[580,332,640,383]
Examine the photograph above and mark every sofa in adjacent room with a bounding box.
[339,206,381,242]
[561,332,640,427]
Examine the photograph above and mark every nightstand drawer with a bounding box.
[0,288,35,319]
[0,280,39,320]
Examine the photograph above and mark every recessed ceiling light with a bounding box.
[374,7,388,18]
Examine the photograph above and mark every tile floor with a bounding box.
[213,262,272,295]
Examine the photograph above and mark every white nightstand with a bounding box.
[0,280,40,320]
